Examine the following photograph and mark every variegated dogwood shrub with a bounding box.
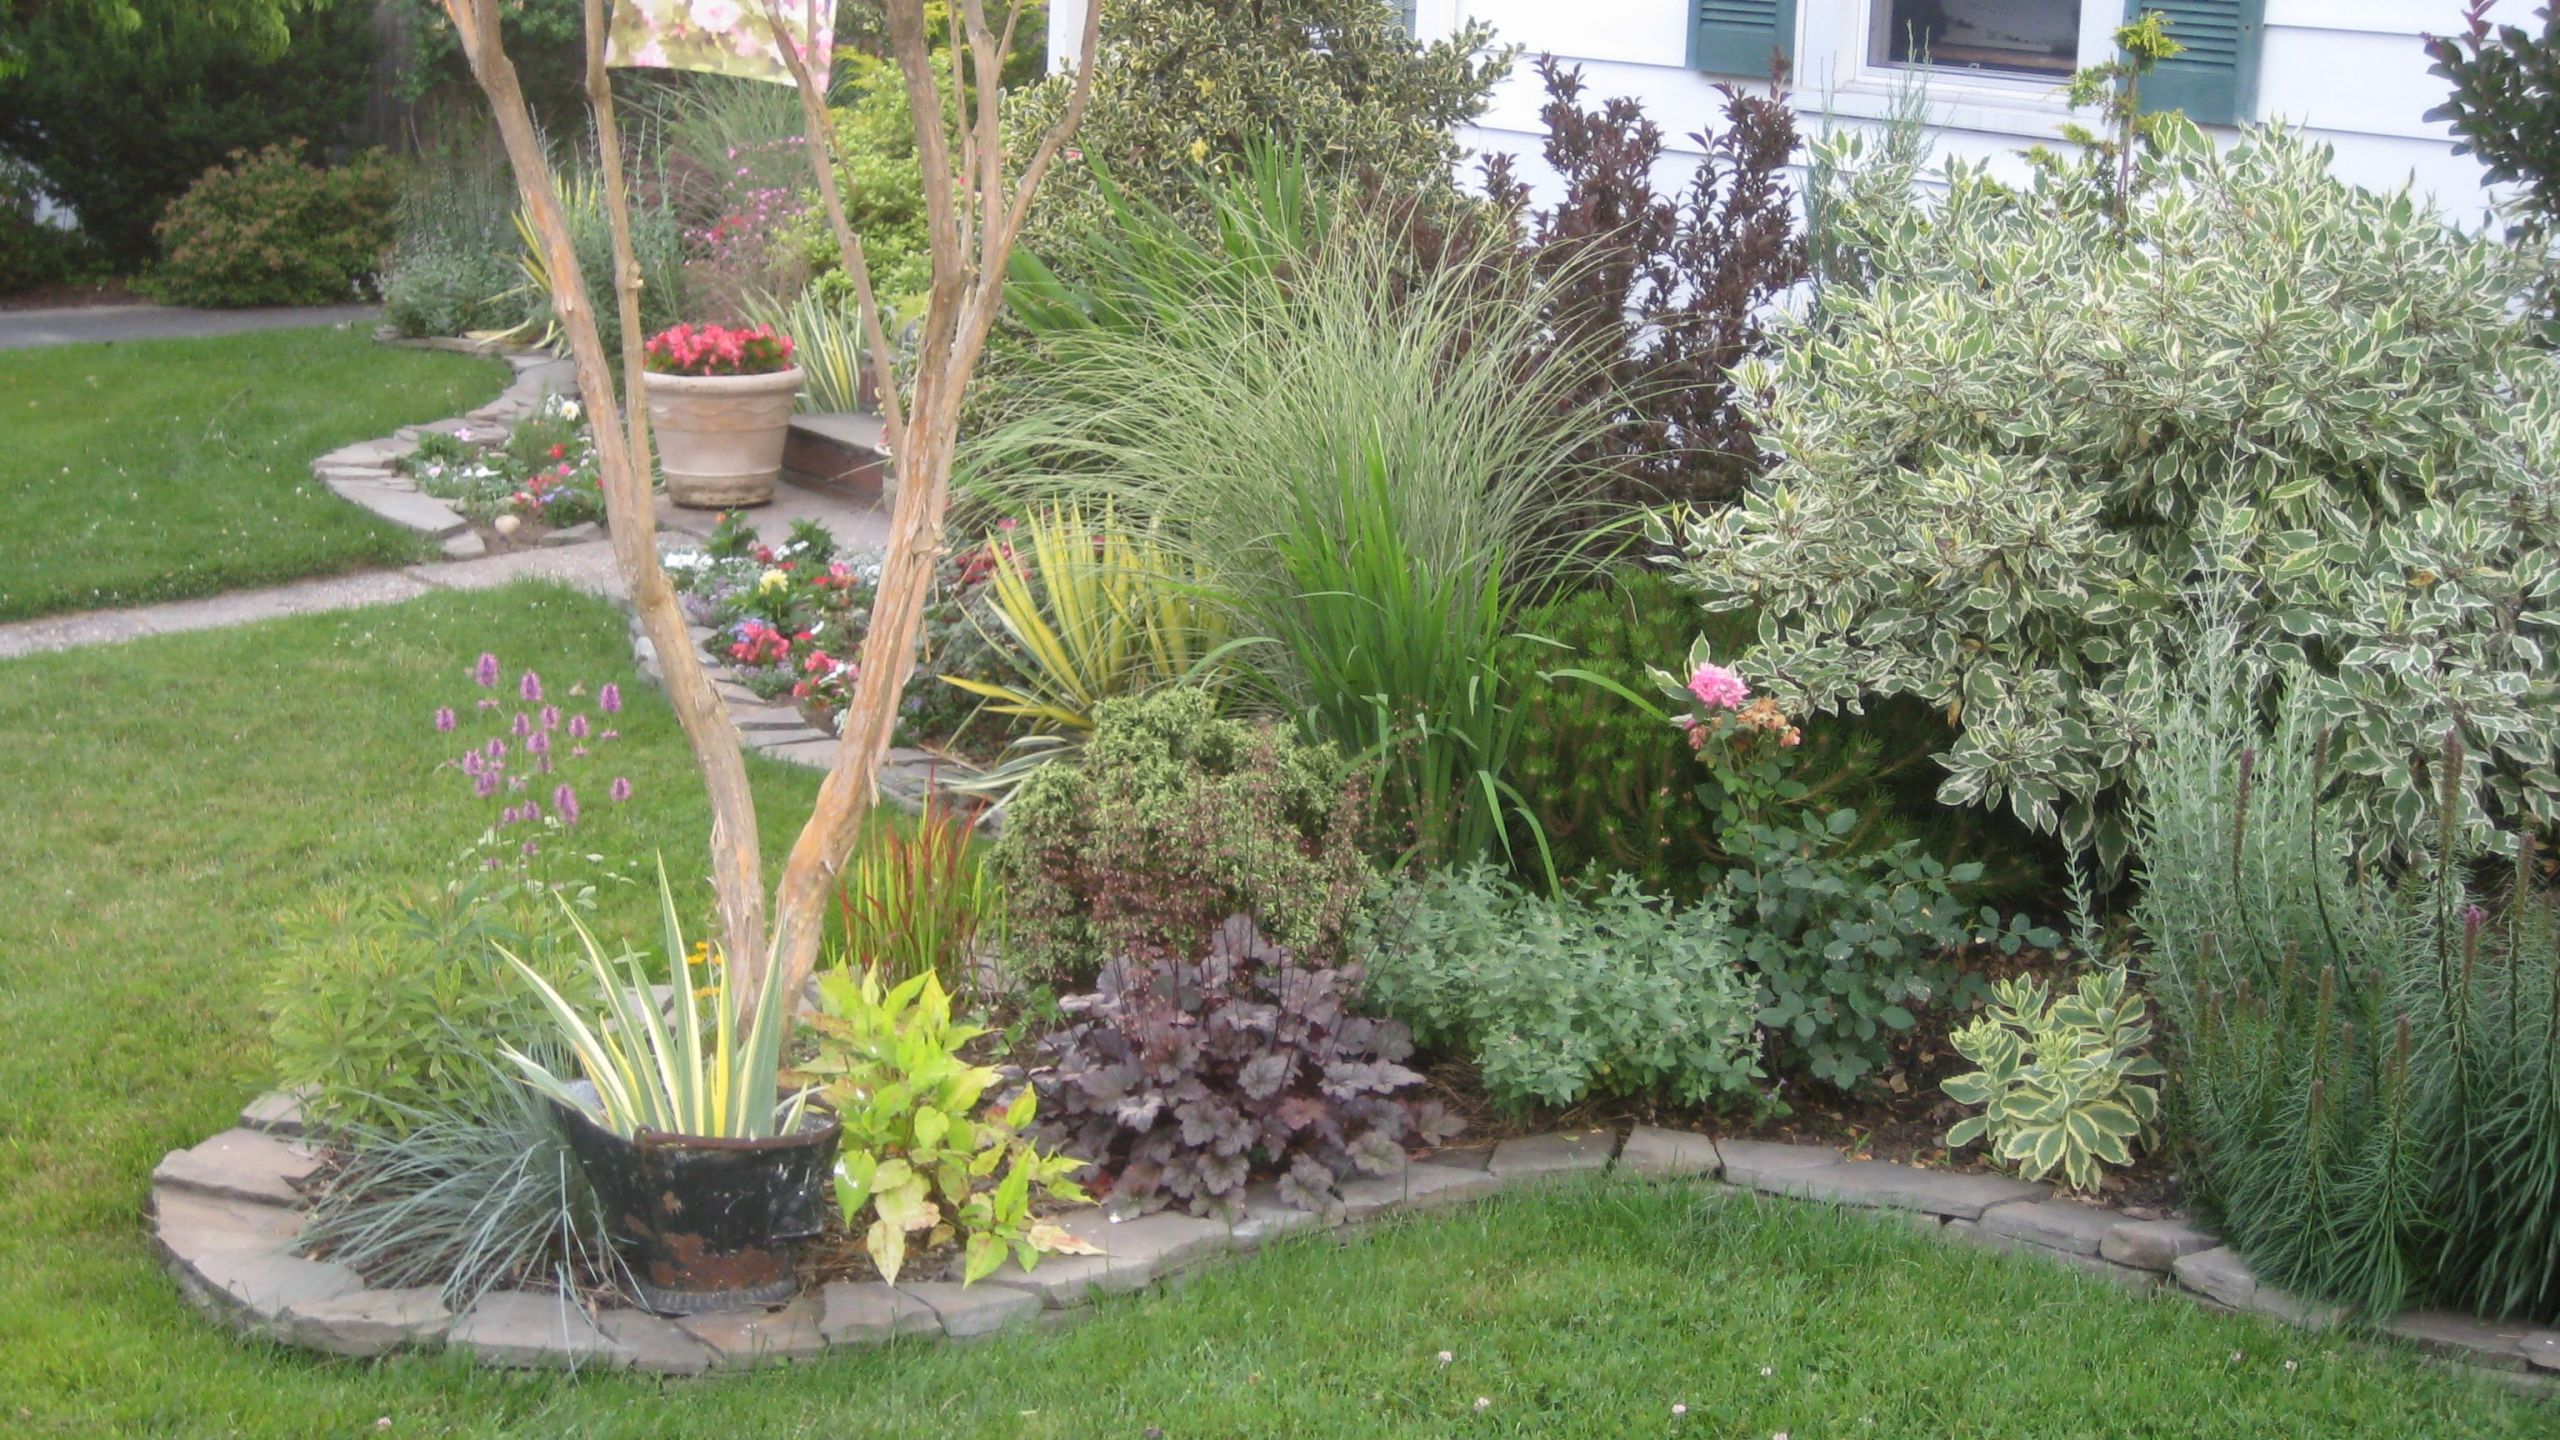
[1660,122,2560,870]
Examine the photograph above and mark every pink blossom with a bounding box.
[1687,662,1749,711]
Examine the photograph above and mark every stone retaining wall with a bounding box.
[152,1102,2560,1389]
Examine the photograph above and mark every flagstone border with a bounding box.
[152,1102,2560,1390]
[311,349,581,561]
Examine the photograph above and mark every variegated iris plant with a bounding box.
[501,865,809,1141]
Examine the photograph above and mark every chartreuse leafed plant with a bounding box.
[1662,118,2560,871]
[501,866,806,1141]
[1942,969,2163,1193]
[793,967,1094,1285]
[944,504,1233,733]
[2134,630,2560,1322]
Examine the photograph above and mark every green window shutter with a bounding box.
[2129,0,2266,127]
[1690,0,1797,78]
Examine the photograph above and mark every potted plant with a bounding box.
[502,873,841,1314]
[641,322,804,509]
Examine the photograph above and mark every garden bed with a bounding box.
[153,1096,2560,1388]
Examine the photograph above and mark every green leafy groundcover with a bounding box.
[0,325,503,622]
[0,583,2544,1436]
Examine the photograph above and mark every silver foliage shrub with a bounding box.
[1660,122,2560,867]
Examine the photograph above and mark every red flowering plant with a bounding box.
[401,394,604,531]
[1649,639,1804,837]
[643,321,796,377]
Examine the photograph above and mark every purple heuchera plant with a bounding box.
[1033,916,1462,1222]
[441,654,630,842]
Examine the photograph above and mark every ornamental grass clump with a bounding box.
[2134,632,2560,1322]
[1662,119,2560,871]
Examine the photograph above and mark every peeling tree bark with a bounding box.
[439,0,1101,1013]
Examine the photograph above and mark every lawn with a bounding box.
[0,585,2543,1438]
[0,325,505,623]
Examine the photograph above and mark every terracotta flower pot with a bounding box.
[643,366,804,509]
[550,1099,842,1315]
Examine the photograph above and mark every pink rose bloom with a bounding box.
[689,0,745,34]
[1687,662,1749,712]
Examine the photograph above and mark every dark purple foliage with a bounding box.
[1482,56,1806,507]
[1034,916,1462,1221]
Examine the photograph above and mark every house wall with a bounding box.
[1046,0,2519,228]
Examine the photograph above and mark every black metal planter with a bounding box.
[551,1100,843,1315]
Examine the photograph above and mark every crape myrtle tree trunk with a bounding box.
[437,0,1102,1012]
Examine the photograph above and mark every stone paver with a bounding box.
[1710,1139,1841,1187]
[598,1309,719,1375]
[1619,1126,1721,1180]
[2383,1311,2538,1372]
[1488,1128,1620,1181]
[1975,1200,2120,1256]
[1741,1159,2048,1221]
[237,1089,308,1138]
[2171,1247,2346,1331]
[819,1281,941,1344]
[153,1128,322,1207]
[1338,1158,1508,1222]
[278,1286,452,1358]
[978,1207,1232,1307]
[2099,1217,2215,1272]
[1229,1184,1334,1251]
[446,1291,628,1369]
[899,1280,1043,1338]
[2524,1331,2560,1372]
[676,1297,830,1369]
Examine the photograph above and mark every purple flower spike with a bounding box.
[520,671,544,703]
[475,653,500,687]
[610,776,633,803]
[599,683,623,714]
[478,697,501,711]
[528,731,550,757]
[554,784,581,826]
[571,745,590,758]
[569,714,591,740]
[512,712,532,737]
[600,729,620,742]
[434,706,456,733]
[473,771,500,798]
[485,737,506,760]
[521,840,539,857]
[462,752,485,778]
[541,705,561,731]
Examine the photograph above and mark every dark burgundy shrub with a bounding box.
[1034,916,1462,1220]
[1484,55,1806,508]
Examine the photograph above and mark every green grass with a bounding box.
[0,325,505,622]
[0,585,2546,1437]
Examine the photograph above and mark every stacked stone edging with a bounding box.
[151,1102,2560,1389]
[313,345,580,561]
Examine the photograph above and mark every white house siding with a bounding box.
[1048,0,2517,228]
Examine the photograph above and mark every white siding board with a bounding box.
[1047,0,2508,220]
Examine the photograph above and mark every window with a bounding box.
[1868,0,2079,80]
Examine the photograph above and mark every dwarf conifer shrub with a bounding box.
[1035,914,1460,1219]
[1662,123,2560,871]
[992,687,1375,984]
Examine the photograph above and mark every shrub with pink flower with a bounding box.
[1686,661,1749,711]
